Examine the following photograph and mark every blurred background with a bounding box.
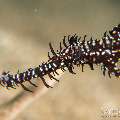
[0,0,120,120]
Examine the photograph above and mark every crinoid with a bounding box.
[0,24,120,91]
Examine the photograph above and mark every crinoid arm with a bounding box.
[0,24,120,91]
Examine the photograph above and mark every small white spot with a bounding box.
[96,52,100,56]
[114,67,118,70]
[81,48,84,51]
[35,75,38,78]
[90,52,95,55]
[32,70,35,76]
[110,58,112,60]
[40,67,43,71]
[63,53,65,55]
[118,32,120,37]
[110,36,113,39]
[65,49,69,53]
[48,64,52,68]
[61,62,64,66]
[16,74,19,79]
[102,51,105,55]
[45,67,48,71]
[92,41,95,46]
[111,61,115,64]
[23,73,26,77]
[106,40,110,44]
[105,49,111,54]
[105,37,108,40]
[53,63,57,67]
[81,61,84,63]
